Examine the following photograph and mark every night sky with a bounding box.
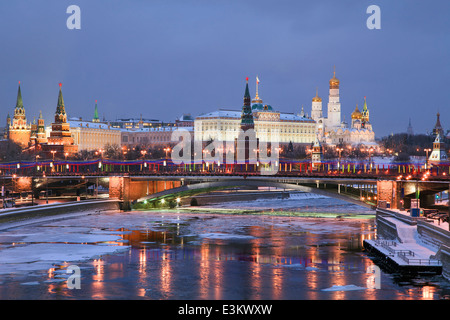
[0,0,449,137]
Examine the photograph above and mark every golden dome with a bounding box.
[312,87,322,102]
[351,104,362,119]
[329,66,340,87]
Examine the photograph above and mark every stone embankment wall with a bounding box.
[374,211,399,240]
[0,200,120,227]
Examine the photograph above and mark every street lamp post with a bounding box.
[163,147,171,171]
[164,147,171,159]
[424,148,431,170]
[368,147,374,171]
[44,173,48,204]
[337,147,343,172]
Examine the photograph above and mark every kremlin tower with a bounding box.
[428,133,449,166]
[240,77,254,131]
[41,83,78,158]
[93,100,100,123]
[433,112,444,139]
[30,111,47,148]
[7,82,31,147]
[361,96,370,126]
[236,77,258,167]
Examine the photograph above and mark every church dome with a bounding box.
[252,103,263,110]
[351,104,362,119]
[330,75,339,87]
[312,88,322,102]
[329,67,340,88]
[312,94,322,102]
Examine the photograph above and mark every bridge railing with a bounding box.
[1,158,449,180]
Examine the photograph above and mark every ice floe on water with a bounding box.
[20,281,40,286]
[197,232,256,240]
[0,243,129,273]
[322,285,367,291]
[0,195,374,279]
[199,192,374,216]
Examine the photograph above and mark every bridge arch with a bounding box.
[135,179,374,208]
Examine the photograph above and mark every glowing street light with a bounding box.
[336,147,343,170]
[164,147,171,159]
[424,148,431,170]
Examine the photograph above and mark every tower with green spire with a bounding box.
[240,77,254,130]
[8,81,31,147]
[54,83,67,123]
[236,77,258,169]
[361,96,370,125]
[13,81,27,123]
[93,100,100,123]
[43,83,78,157]
[37,110,47,144]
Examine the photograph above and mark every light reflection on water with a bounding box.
[0,211,448,300]
[77,215,448,299]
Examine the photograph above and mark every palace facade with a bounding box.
[194,78,316,146]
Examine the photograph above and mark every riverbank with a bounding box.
[0,199,120,230]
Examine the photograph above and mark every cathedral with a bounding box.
[311,68,376,147]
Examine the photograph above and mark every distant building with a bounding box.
[109,116,174,130]
[407,118,414,136]
[175,114,194,127]
[432,112,445,139]
[121,126,193,147]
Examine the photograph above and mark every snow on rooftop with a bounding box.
[196,109,314,122]
[68,120,120,130]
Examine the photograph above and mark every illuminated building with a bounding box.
[194,77,316,146]
[312,68,376,146]
[40,83,78,158]
[69,120,122,151]
[5,82,31,147]
[428,133,448,166]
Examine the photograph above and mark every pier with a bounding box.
[364,207,450,278]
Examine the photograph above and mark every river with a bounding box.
[0,193,448,300]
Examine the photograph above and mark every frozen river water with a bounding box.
[0,193,448,300]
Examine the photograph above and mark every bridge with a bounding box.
[1,158,449,217]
